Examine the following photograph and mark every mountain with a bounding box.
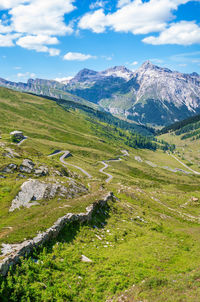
[69,66,133,84]
[93,62,200,126]
[159,112,200,140]
[0,62,200,127]
[0,77,98,110]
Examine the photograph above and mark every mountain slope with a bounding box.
[1,62,200,127]
[1,87,200,302]
[97,62,200,126]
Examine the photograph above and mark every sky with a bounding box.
[0,0,200,82]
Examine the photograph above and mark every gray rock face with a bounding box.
[34,166,48,176]
[1,163,17,173]
[19,159,35,173]
[9,179,88,212]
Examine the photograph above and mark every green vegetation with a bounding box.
[0,87,200,301]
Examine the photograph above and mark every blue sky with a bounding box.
[0,0,200,82]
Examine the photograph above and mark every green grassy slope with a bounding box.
[0,87,200,301]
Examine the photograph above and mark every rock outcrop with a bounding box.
[0,192,114,276]
[9,179,88,212]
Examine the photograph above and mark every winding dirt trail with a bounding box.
[48,150,92,178]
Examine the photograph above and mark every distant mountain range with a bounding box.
[1,62,200,127]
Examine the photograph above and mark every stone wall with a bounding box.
[0,192,114,276]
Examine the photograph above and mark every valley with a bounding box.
[0,87,200,301]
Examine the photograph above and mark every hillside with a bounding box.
[159,114,200,174]
[0,88,200,302]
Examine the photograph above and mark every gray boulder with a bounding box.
[19,159,35,173]
[9,179,88,212]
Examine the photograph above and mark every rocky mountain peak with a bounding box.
[101,65,133,80]
[72,68,98,82]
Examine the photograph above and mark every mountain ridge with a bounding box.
[0,61,200,127]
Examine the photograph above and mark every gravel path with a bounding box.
[17,136,28,146]
[48,150,92,178]
[170,154,200,175]
[99,150,129,183]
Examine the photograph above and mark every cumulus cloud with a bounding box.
[10,0,75,36]
[0,21,12,34]
[0,0,27,10]
[0,33,20,46]
[79,0,193,35]
[16,35,60,55]
[0,0,75,55]
[143,21,200,45]
[117,0,131,8]
[63,52,96,61]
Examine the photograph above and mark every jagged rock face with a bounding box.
[134,61,200,112]
[0,62,200,126]
[70,66,133,84]
[9,179,88,212]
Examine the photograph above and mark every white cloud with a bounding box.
[131,61,138,65]
[117,0,131,8]
[89,1,106,9]
[17,71,36,78]
[11,0,75,36]
[0,33,20,46]
[63,52,96,61]
[54,76,73,82]
[0,0,76,55]
[79,9,108,33]
[143,21,200,45]
[16,35,60,55]
[0,21,12,34]
[0,0,27,10]
[79,0,192,35]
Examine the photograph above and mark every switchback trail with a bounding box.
[48,150,92,178]
[99,150,129,183]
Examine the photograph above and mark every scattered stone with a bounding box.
[135,156,143,162]
[95,235,102,240]
[81,255,92,263]
[34,166,49,177]
[0,175,6,179]
[17,174,27,178]
[192,197,199,202]
[19,159,35,173]
[1,163,17,173]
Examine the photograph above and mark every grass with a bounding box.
[0,87,200,301]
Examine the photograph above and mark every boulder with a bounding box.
[1,163,17,173]
[19,159,35,173]
[34,166,49,176]
[9,179,88,212]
